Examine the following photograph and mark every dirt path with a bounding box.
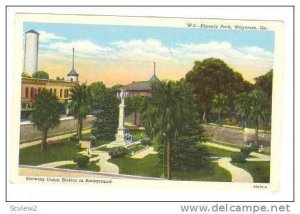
[217,158,254,183]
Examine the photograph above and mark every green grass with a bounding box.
[20,127,91,144]
[128,144,147,154]
[19,139,84,166]
[207,146,238,157]
[173,163,231,182]
[109,154,161,177]
[108,154,231,182]
[232,161,270,183]
[128,130,145,140]
[211,140,244,149]
[57,163,100,172]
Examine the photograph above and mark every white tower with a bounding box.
[67,48,79,82]
[24,30,39,74]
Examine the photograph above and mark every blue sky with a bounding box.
[23,22,275,85]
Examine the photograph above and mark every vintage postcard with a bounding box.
[10,13,284,196]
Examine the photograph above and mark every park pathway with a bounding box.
[36,150,118,174]
[20,129,91,149]
[203,142,271,161]
[204,142,271,183]
[92,151,119,174]
[217,158,254,183]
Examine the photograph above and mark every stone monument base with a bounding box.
[106,140,128,148]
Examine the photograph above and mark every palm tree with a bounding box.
[142,81,194,180]
[235,92,251,128]
[70,83,91,139]
[248,90,270,143]
[212,93,230,125]
[31,90,60,152]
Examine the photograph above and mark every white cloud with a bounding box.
[45,40,113,59]
[113,39,171,56]
[38,31,66,43]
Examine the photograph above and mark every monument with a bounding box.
[107,89,128,148]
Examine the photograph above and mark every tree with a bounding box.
[125,95,144,125]
[254,69,273,102]
[141,81,207,180]
[235,92,252,128]
[32,71,49,79]
[212,93,230,125]
[70,83,91,139]
[31,90,60,152]
[248,90,270,143]
[185,58,253,123]
[91,89,119,142]
[89,82,107,113]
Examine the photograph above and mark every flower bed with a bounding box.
[47,140,62,146]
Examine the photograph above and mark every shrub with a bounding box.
[108,147,128,158]
[250,143,259,152]
[240,147,252,157]
[73,155,90,168]
[231,153,247,163]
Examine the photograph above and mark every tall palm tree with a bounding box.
[70,83,91,139]
[142,81,193,180]
[235,92,251,128]
[212,93,230,125]
[248,90,269,143]
[31,90,60,152]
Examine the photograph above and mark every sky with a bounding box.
[24,22,275,86]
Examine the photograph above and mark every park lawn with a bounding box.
[128,144,147,154]
[109,154,161,178]
[108,154,232,182]
[128,129,145,140]
[57,163,100,172]
[173,164,231,182]
[19,139,83,166]
[232,161,270,183]
[206,146,238,157]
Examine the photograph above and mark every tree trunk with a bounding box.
[79,118,83,139]
[255,117,259,144]
[219,112,222,125]
[167,138,173,180]
[134,111,137,125]
[202,105,209,124]
[41,129,48,152]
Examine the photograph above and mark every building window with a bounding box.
[25,87,29,98]
[64,89,69,98]
[50,88,53,93]
[60,89,63,98]
[38,87,41,93]
[54,89,57,96]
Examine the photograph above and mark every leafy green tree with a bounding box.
[248,90,270,143]
[125,95,144,125]
[89,82,107,112]
[185,58,253,123]
[254,69,273,102]
[212,93,230,125]
[31,90,60,152]
[70,83,91,139]
[32,71,49,79]
[142,81,207,180]
[91,89,119,142]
